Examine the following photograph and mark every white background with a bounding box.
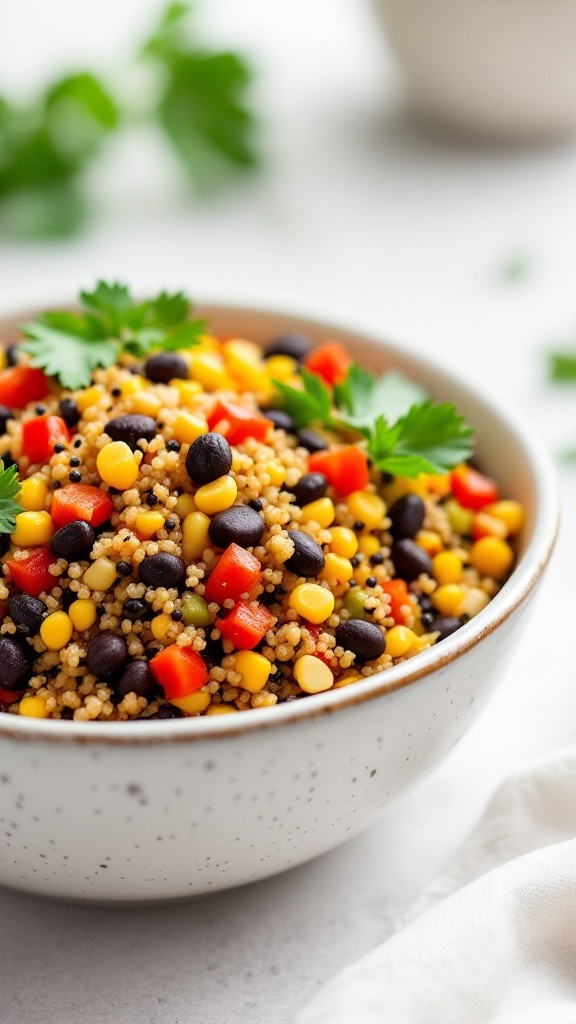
[1,2,576,1021]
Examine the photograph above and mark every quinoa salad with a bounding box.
[0,284,524,722]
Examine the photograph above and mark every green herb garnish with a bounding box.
[0,460,22,534]
[549,351,576,382]
[20,281,205,390]
[273,364,474,478]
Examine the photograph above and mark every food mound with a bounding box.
[0,283,523,721]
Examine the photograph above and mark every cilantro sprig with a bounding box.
[0,460,23,535]
[273,364,474,478]
[20,281,205,390]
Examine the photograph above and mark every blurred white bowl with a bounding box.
[372,0,576,141]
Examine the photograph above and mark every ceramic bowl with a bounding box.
[371,0,576,142]
[0,298,558,903]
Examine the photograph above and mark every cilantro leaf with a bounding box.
[549,351,576,382]
[0,460,23,535]
[368,402,474,476]
[334,365,426,433]
[272,368,333,430]
[20,321,120,391]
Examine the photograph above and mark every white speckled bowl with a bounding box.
[0,299,558,903]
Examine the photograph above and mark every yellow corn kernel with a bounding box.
[195,333,221,354]
[174,492,196,518]
[263,461,286,487]
[333,670,364,688]
[171,379,203,406]
[347,490,386,531]
[40,610,73,651]
[19,696,49,719]
[386,625,417,659]
[97,441,140,490]
[76,386,104,413]
[19,474,49,512]
[432,550,463,586]
[294,655,334,694]
[170,691,211,714]
[358,534,380,558]
[470,537,514,580]
[473,512,508,540]
[151,613,173,642]
[288,583,334,624]
[265,354,298,382]
[300,497,335,528]
[330,527,358,559]
[135,510,165,539]
[121,375,144,397]
[383,475,428,505]
[83,557,117,592]
[131,391,162,418]
[235,650,271,694]
[182,511,211,561]
[11,511,54,548]
[425,474,452,497]
[205,703,237,715]
[484,500,525,536]
[416,530,444,557]
[194,475,237,515]
[320,552,354,584]
[0,349,7,372]
[432,584,466,616]
[457,587,490,619]
[190,352,234,392]
[172,411,208,445]
[223,340,267,387]
[68,599,98,632]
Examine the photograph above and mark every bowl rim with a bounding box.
[0,292,560,745]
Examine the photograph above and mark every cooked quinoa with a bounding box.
[0,299,524,721]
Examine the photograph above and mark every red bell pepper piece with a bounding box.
[51,484,113,529]
[149,644,209,701]
[217,600,275,650]
[450,465,499,511]
[382,579,412,625]
[204,543,262,605]
[207,399,272,445]
[22,415,70,465]
[0,686,21,709]
[308,446,369,497]
[304,341,352,386]
[7,546,62,597]
[0,366,49,410]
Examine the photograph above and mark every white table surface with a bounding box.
[1,1,576,1021]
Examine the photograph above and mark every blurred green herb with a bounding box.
[549,351,576,382]
[0,3,259,240]
[498,253,532,285]
[0,460,23,534]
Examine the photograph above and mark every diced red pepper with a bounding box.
[51,484,113,529]
[0,366,49,410]
[22,415,70,465]
[308,446,369,497]
[304,341,352,386]
[149,645,209,701]
[450,464,499,511]
[204,543,262,605]
[217,600,275,651]
[207,399,272,445]
[0,686,21,709]
[7,546,62,597]
[382,579,412,625]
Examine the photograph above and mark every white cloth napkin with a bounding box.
[297,746,576,1024]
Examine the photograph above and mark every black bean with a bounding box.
[430,616,462,642]
[284,531,325,576]
[0,405,12,435]
[202,635,225,669]
[5,345,19,367]
[421,611,434,629]
[388,494,426,541]
[165,519,176,531]
[291,472,328,507]
[418,593,433,614]
[209,505,264,549]
[36,405,46,416]
[51,520,95,561]
[139,553,186,589]
[186,432,232,486]
[144,352,189,384]
[265,409,296,433]
[68,470,81,483]
[171,610,183,622]
[297,429,327,453]
[123,600,149,623]
[249,499,263,512]
[264,333,312,362]
[335,620,386,662]
[117,660,157,700]
[166,439,181,452]
[54,443,65,454]
[116,561,132,577]
[9,594,47,636]
[152,703,185,719]
[370,552,384,566]
[0,636,31,690]
[365,576,377,588]
[391,539,433,582]
[59,397,80,428]
[69,457,80,467]
[147,491,159,506]
[106,414,157,451]
[86,633,129,678]
[111,387,122,397]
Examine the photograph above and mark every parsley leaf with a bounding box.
[0,460,23,535]
[272,368,333,430]
[367,402,474,476]
[334,365,426,434]
[20,322,120,391]
[549,351,576,382]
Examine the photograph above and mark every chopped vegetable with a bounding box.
[308,446,369,497]
[217,600,274,650]
[51,484,113,528]
[450,465,499,511]
[207,398,272,444]
[381,579,412,625]
[204,543,261,604]
[22,415,70,465]
[150,644,209,701]
[0,365,49,409]
[0,460,23,534]
[304,341,352,386]
[7,547,61,597]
